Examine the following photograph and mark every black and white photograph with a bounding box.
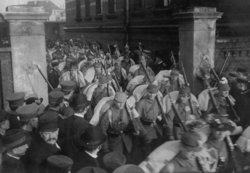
[0,0,250,172]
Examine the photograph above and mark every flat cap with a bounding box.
[46,155,73,173]
[6,92,25,107]
[103,151,126,171]
[114,92,127,103]
[60,80,76,92]
[113,164,144,173]
[16,103,39,121]
[2,129,27,151]
[77,167,107,173]
[49,90,64,106]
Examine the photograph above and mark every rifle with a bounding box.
[140,61,173,128]
[180,61,194,115]
[204,57,240,122]
[168,92,188,132]
[170,51,177,69]
[36,64,54,91]
[225,136,241,173]
[219,52,231,77]
[100,62,110,97]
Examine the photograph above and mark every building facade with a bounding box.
[65,0,250,71]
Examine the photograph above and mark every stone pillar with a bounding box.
[175,7,222,95]
[4,6,49,105]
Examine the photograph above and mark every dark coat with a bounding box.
[0,154,26,173]
[71,151,100,173]
[24,134,61,173]
[61,138,100,173]
[7,111,21,129]
[58,115,90,144]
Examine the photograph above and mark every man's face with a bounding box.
[0,120,10,130]
[13,144,29,156]
[220,90,229,97]
[180,95,189,104]
[212,129,228,141]
[40,129,59,145]
[114,100,125,109]
[29,117,38,128]
[96,67,102,75]
[149,93,157,100]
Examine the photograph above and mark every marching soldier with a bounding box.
[133,55,155,79]
[99,92,133,155]
[91,75,114,109]
[136,84,163,157]
[205,116,240,173]
[169,69,185,92]
[160,131,208,173]
[168,86,200,139]
[60,58,86,89]
[205,78,235,117]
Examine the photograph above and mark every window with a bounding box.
[85,0,90,17]
[96,0,102,15]
[108,0,115,14]
[75,0,82,21]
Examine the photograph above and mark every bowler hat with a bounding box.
[39,111,58,132]
[78,126,106,150]
[6,92,25,107]
[77,167,107,173]
[46,155,73,173]
[49,90,64,107]
[2,129,27,151]
[113,164,144,173]
[16,103,39,121]
[70,93,89,111]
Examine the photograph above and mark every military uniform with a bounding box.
[99,92,132,154]
[136,84,163,159]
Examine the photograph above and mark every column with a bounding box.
[4,6,49,105]
[175,7,222,95]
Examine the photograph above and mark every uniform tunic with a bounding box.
[133,65,155,79]
[99,103,132,154]
[136,96,162,143]
[168,100,200,139]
